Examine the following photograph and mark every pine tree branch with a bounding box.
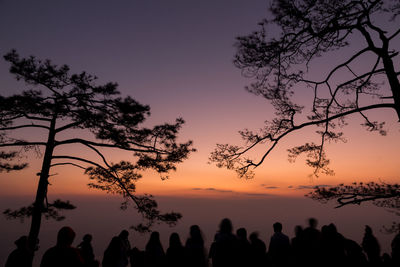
[55,138,164,153]
[235,103,395,171]
[0,124,50,131]
[0,141,47,147]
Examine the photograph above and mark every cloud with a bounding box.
[243,193,271,197]
[191,188,270,197]
[296,185,315,190]
[293,184,332,190]
[260,184,279,189]
[191,188,233,193]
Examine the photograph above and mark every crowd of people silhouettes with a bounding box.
[5,217,400,267]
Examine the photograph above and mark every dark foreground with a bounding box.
[5,217,400,267]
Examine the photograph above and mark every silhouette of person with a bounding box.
[320,223,346,267]
[166,232,185,267]
[5,236,32,267]
[290,225,304,266]
[302,218,321,267]
[382,253,392,267]
[130,247,145,267]
[119,230,131,266]
[343,238,368,267]
[40,226,84,267]
[211,218,238,267]
[145,231,165,267]
[103,236,126,267]
[78,234,99,267]
[236,228,251,267]
[362,225,381,266]
[185,225,207,267]
[268,222,290,267]
[249,232,267,267]
[391,230,400,266]
[209,234,218,267]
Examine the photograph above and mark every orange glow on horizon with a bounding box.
[0,96,399,200]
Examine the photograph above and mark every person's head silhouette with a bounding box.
[57,226,75,247]
[273,222,283,233]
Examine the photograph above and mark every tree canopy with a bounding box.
[210,0,400,179]
[0,50,195,253]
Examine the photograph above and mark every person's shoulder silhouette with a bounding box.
[185,225,207,267]
[78,234,99,267]
[5,236,32,267]
[103,236,124,267]
[249,232,266,267]
[362,225,381,265]
[166,232,185,267]
[344,238,368,266]
[145,231,165,267]
[392,231,400,265]
[268,222,290,267]
[236,228,251,267]
[41,226,84,267]
[212,218,238,267]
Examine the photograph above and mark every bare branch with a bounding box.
[50,162,86,170]
[55,138,162,153]
[51,155,104,169]
[55,120,83,133]
[214,0,400,179]
[22,113,52,122]
[308,182,400,210]
[244,103,394,169]
[301,48,372,85]
[389,28,400,40]
[0,141,47,147]
[0,124,50,131]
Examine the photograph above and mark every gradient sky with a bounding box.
[0,0,400,198]
[1,1,400,266]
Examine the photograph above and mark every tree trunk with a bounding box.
[27,114,57,265]
[382,54,400,121]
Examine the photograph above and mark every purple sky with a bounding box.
[1,1,400,265]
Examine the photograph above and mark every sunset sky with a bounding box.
[1,0,399,199]
[1,1,400,265]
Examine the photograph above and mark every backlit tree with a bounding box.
[210,0,400,212]
[0,50,195,259]
[211,0,400,178]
